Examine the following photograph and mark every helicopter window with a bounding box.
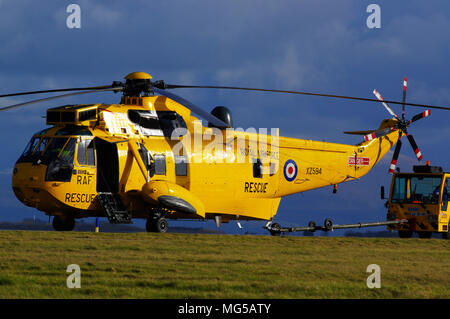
[128,110,161,130]
[87,140,95,166]
[77,139,87,165]
[55,126,92,136]
[175,155,187,176]
[45,138,76,182]
[21,137,41,157]
[253,159,263,178]
[36,128,50,135]
[157,111,187,138]
[77,138,95,166]
[43,138,69,160]
[59,138,76,164]
[154,154,166,175]
[35,138,50,155]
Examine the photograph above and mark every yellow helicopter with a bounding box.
[2,72,447,234]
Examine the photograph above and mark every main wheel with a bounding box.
[398,230,413,238]
[52,215,75,231]
[418,231,432,239]
[155,218,168,233]
[146,217,169,233]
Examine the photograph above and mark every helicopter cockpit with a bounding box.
[17,126,95,182]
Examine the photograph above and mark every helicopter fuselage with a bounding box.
[12,94,400,226]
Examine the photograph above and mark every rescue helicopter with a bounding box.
[2,72,448,234]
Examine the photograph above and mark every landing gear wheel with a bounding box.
[52,215,75,231]
[155,218,168,233]
[418,232,432,239]
[443,223,450,240]
[146,217,169,233]
[269,223,281,236]
[398,230,413,238]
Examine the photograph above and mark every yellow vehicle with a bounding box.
[384,164,450,239]
[1,72,447,234]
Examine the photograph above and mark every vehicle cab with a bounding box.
[386,164,450,239]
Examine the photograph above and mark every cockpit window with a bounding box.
[157,111,187,137]
[44,138,76,182]
[17,136,50,163]
[59,138,76,164]
[35,138,50,156]
[55,126,92,136]
[77,138,95,166]
[21,137,40,157]
[43,138,69,161]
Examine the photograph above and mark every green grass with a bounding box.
[0,230,448,298]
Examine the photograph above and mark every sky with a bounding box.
[0,0,449,235]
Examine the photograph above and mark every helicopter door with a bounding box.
[95,137,119,193]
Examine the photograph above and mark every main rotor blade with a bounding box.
[406,133,423,161]
[153,88,229,128]
[402,77,407,121]
[166,84,450,111]
[0,85,114,98]
[409,109,431,124]
[363,126,396,142]
[373,89,399,119]
[0,87,121,112]
[389,137,403,174]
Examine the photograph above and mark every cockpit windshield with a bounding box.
[44,138,76,182]
[18,131,50,163]
[21,137,41,157]
[17,127,93,182]
[391,175,443,204]
[42,138,70,161]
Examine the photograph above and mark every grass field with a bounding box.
[0,230,448,298]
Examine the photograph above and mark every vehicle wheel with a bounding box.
[418,232,432,239]
[52,215,75,231]
[398,230,413,238]
[146,217,168,233]
[269,223,281,236]
[443,224,450,240]
[155,218,168,233]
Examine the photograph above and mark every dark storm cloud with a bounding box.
[0,0,449,225]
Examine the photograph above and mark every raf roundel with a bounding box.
[284,160,298,182]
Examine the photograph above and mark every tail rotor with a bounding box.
[365,78,431,173]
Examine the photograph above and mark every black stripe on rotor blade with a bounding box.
[153,88,229,128]
[0,87,121,112]
[166,84,450,111]
[0,85,115,98]
[389,139,402,174]
[406,134,423,161]
[409,110,431,124]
